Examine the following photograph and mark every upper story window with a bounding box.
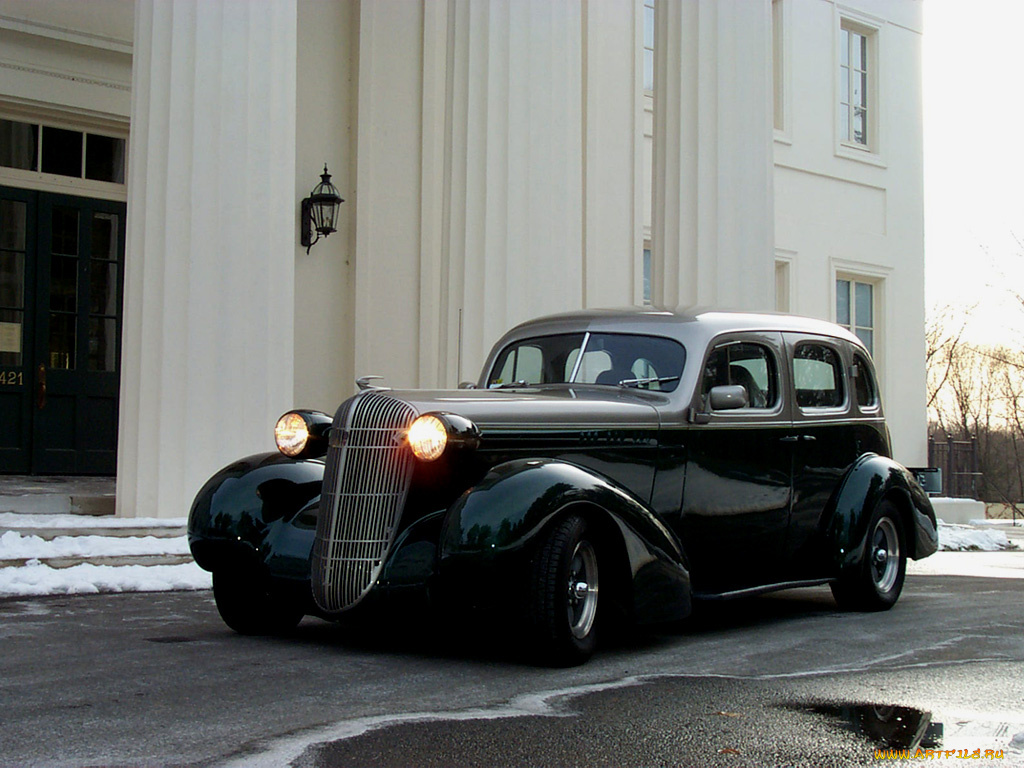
[701,341,779,410]
[839,23,874,150]
[772,0,785,132]
[643,0,655,93]
[0,119,126,184]
[793,343,845,409]
[836,277,875,355]
[642,246,652,305]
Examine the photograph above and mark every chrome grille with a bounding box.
[312,393,417,614]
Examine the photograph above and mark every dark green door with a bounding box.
[0,187,125,475]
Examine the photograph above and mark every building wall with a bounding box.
[293,0,359,412]
[0,0,929,513]
[770,0,926,463]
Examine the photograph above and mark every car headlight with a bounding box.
[407,414,448,461]
[406,412,481,461]
[274,410,333,459]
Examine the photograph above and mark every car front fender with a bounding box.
[438,458,691,624]
[188,452,322,581]
[825,453,938,574]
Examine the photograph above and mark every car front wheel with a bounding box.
[831,500,907,611]
[529,514,600,666]
[212,570,304,635]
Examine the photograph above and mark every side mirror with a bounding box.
[709,384,748,411]
[458,381,477,390]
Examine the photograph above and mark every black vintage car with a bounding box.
[189,309,937,664]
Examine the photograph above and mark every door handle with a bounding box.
[780,434,816,443]
[36,365,46,410]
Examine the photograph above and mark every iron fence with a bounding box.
[927,434,981,499]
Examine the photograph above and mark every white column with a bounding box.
[356,0,641,388]
[118,0,297,518]
[582,0,645,309]
[652,0,774,311]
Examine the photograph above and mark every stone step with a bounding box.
[0,476,117,517]
[0,553,194,569]
[4,525,187,541]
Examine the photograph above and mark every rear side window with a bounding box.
[853,353,878,408]
[793,343,844,409]
[700,341,779,409]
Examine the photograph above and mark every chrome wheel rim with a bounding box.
[567,540,599,639]
[870,518,899,593]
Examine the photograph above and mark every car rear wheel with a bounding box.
[529,514,600,666]
[212,570,304,635]
[831,500,906,611]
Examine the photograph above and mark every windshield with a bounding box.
[487,332,685,392]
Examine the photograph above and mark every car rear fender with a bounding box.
[187,452,322,581]
[825,453,939,574]
[438,458,691,623]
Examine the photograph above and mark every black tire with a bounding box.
[528,514,600,666]
[212,570,304,635]
[831,499,906,612]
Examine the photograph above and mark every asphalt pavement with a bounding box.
[1,570,1022,767]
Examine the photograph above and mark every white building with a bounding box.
[0,0,926,518]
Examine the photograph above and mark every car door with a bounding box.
[679,332,793,593]
[782,333,859,578]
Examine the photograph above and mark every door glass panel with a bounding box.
[91,213,118,259]
[0,308,23,366]
[1,200,27,250]
[50,256,78,313]
[88,317,116,371]
[49,312,76,369]
[0,251,24,308]
[90,261,118,315]
[701,342,778,409]
[51,207,79,255]
[41,127,84,178]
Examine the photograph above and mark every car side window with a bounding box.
[701,342,779,410]
[853,353,878,408]
[489,333,585,386]
[793,343,845,408]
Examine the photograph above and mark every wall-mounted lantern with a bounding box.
[300,164,344,253]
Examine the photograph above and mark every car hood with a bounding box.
[364,386,664,431]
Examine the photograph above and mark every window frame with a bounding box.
[791,339,848,414]
[771,0,792,143]
[642,0,655,94]
[835,273,879,358]
[0,110,128,202]
[834,10,884,165]
[851,351,880,414]
[692,332,789,423]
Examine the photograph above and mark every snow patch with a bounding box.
[938,521,1016,551]
[0,530,190,559]
[0,512,186,528]
[0,560,211,597]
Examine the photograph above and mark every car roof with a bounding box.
[496,307,866,352]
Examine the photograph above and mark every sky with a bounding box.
[923,0,1024,344]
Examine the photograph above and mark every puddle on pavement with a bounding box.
[790,701,1024,756]
[794,702,943,750]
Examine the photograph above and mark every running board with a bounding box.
[694,577,836,601]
